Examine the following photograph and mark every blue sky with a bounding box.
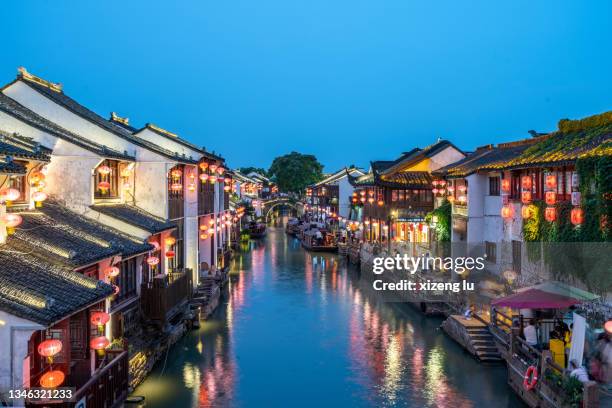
[1,1,610,171]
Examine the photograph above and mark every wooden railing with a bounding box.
[27,351,128,408]
[141,270,192,321]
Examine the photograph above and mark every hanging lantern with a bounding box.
[377,200,384,206]
[90,311,110,329]
[209,164,218,173]
[352,198,357,204]
[97,165,111,175]
[1,188,21,203]
[90,336,110,352]
[432,180,439,187]
[40,370,65,389]
[521,191,532,204]
[545,191,556,205]
[367,197,374,204]
[200,174,209,182]
[364,220,370,225]
[209,176,217,184]
[521,175,532,190]
[199,162,209,171]
[200,233,209,240]
[458,185,467,193]
[38,339,63,359]
[217,167,225,175]
[521,205,533,219]
[166,250,175,258]
[188,183,196,192]
[170,169,182,178]
[217,177,225,183]
[501,204,514,219]
[438,188,446,195]
[501,179,511,193]
[150,241,160,251]
[545,206,557,222]
[432,188,439,195]
[31,171,45,184]
[605,320,612,334]
[32,191,48,207]
[224,177,232,184]
[208,219,215,226]
[570,207,584,226]
[458,195,467,203]
[164,236,176,246]
[438,180,446,187]
[545,174,557,190]
[448,196,455,203]
[4,213,22,234]
[447,186,455,193]
[207,227,215,235]
[146,256,160,266]
[106,266,120,278]
[171,183,182,191]
[360,191,366,196]
[224,185,231,192]
[98,181,111,192]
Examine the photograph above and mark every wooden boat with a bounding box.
[302,228,337,252]
[285,218,301,235]
[247,222,267,238]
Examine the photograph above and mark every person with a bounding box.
[315,229,323,245]
[569,360,590,383]
[463,305,474,320]
[524,319,538,348]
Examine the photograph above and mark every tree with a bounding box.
[268,152,323,194]
[239,167,268,177]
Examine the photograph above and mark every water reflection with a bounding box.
[135,227,522,407]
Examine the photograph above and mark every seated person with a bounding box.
[569,360,590,383]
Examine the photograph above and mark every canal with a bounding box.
[134,226,523,407]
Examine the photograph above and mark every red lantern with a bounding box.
[367,197,374,204]
[38,339,63,358]
[521,205,532,219]
[224,185,231,192]
[377,200,384,206]
[501,205,514,219]
[605,320,612,334]
[521,191,532,204]
[200,233,209,240]
[106,266,120,278]
[32,191,48,204]
[166,250,175,258]
[171,183,182,191]
[31,171,45,184]
[432,188,439,195]
[352,198,357,203]
[188,183,196,192]
[40,370,65,388]
[200,174,209,182]
[501,179,511,193]
[4,213,22,229]
[209,176,217,184]
[545,174,557,190]
[90,311,110,327]
[164,236,176,246]
[447,196,455,203]
[209,164,218,173]
[199,162,209,171]
[217,167,225,175]
[521,175,532,190]
[98,181,111,191]
[570,207,584,226]
[360,197,366,203]
[97,165,111,175]
[545,191,556,205]
[170,169,182,178]
[90,336,110,351]
[146,256,160,266]
[545,206,557,222]
[1,188,21,202]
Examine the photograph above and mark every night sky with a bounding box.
[1,1,610,171]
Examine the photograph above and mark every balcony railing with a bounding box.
[141,270,192,321]
[27,350,128,408]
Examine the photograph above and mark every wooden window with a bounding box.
[79,265,99,279]
[489,176,500,196]
[94,159,119,198]
[113,257,137,305]
[485,241,497,263]
[8,172,27,202]
[510,172,520,200]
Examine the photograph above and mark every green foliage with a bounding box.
[267,151,324,194]
[239,167,268,177]
[426,199,451,242]
[561,376,583,408]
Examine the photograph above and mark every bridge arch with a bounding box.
[262,198,303,222]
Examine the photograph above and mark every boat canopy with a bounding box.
[492,288,581,309]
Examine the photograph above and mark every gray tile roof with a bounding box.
[15,77,199,164]
[0,129,51,161]
[0,158,26,174]
[0,94,134,161]
[9,199,153,267]
[90,204,176,234]
[138,123,223,161]
[0,248,113,326]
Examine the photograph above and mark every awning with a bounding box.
[515,281,599,302]
[492,288,581,309]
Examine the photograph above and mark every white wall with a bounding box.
[0,311,43,395]
[134,128,201,160]
[429,147,465,171]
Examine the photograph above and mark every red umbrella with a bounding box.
[492,288,581,309]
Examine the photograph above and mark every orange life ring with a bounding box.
[523,365,538,391]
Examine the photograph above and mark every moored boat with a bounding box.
[248,221,267,238]
[302,228,337,252]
